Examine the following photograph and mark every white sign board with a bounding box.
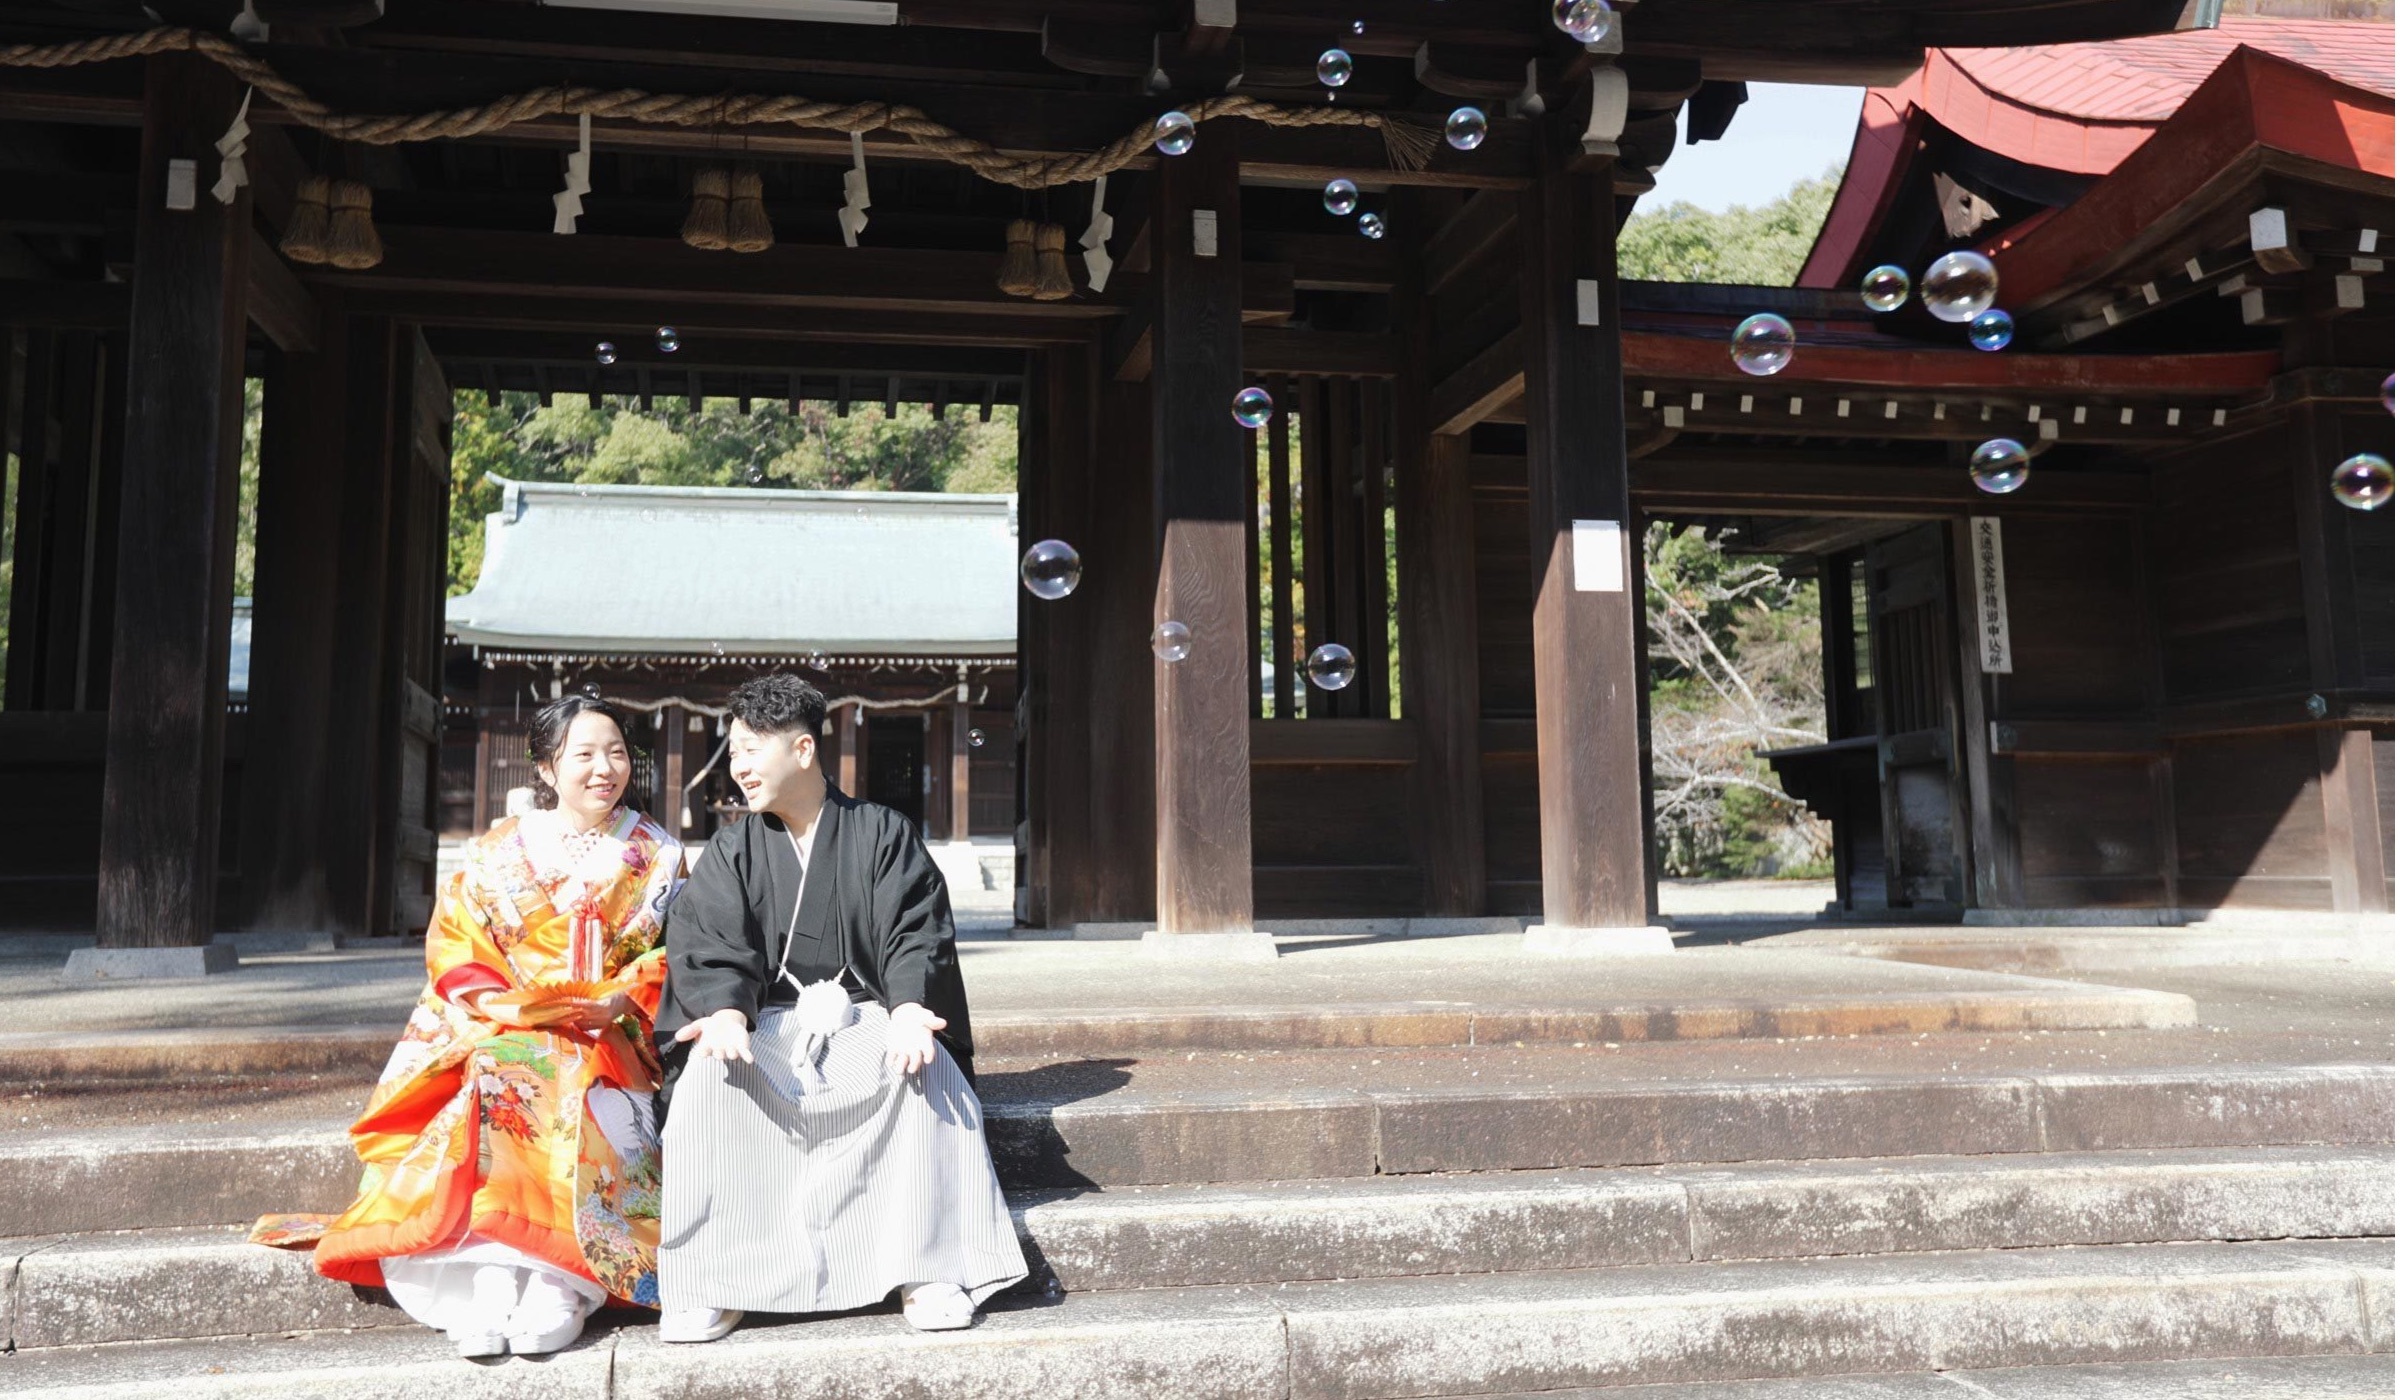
[1571,519,1624,593]
[1969,515,2012,674]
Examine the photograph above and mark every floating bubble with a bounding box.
[2331,453,2393,511]
[2384,373,2394,414]
[1323,178,1359,216]
[1730,312,1796,377]
[655,325,680,353]
[746,465,766,485]
[1351,18,1364,34]
[1969,438,2030,495]
[1860,264,1911,313]
[1020,539,1083,600]
[1306,643,1357,691]
[1231,385,1275,429]
[1151,621,1193,662]
[1922,250,1999,324]
[1967,308,2015,352]
[1153,110,1196,156]
[1317,48,1353,87]
[967,728,986,749]
[594,340,618,365]
[1358,211,1386,240]
[1551,0,1614,43]
[1445,107,1488,151]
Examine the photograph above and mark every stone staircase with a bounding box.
[0,1027,2390,1395]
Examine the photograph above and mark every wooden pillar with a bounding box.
[1516,149,1664,950]
[1020,343,1097,926]
[92,54,253,954]
[1088,374,1158,921]
[1148,129,1259,946]
[949,687,973,844]
[1399,430,1487,916]
[241,331,350,933]
[837,703,861,795]
[657,703,687,836]
[2293,399,2395,915]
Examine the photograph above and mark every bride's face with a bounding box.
[541,710,630,826]
[728,718,819,815]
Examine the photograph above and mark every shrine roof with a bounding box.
[445,479,1018,656]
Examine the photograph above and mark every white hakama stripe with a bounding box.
[658,1001,1029,1314]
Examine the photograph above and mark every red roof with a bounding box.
[1800,17,2395,288]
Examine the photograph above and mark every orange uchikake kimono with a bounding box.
[251,807,684,1308]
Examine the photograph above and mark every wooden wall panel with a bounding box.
[2151,423,2312,704]
[1479,751,1542,914]
[2011,756,2168,907]
[1469,449,1533,718]
[2171,729,2331,908]
[1994,517,2150,714]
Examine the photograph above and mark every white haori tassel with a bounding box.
[211,87,252,205]
[838,132,872,247]
[553,113,591,235]
[1080,174,1115,293]
[789,975,857,1091]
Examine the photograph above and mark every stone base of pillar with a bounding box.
[61,943,241,983]
[1140,929,1281,962]
[1521,924,1676,956]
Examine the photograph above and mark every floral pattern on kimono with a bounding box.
[250,807,683,1307]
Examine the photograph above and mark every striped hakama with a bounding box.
[657,999,1029,1314]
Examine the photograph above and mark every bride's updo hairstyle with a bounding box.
[526,693,635,810]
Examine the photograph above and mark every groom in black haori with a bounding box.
[651,673,1026,1343]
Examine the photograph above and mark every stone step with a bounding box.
[0,1063,2385,1234]
[1447,1354,2400,1398]
[0,1240,2386,1398]
[0,978,2198,1084]
[6,1147,2387,1351]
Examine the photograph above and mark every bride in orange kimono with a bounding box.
[253,695,683,1359]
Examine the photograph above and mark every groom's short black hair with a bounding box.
[726,672,827,739]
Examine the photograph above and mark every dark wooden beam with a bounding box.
[1240,328,1398,378]
[95,52,253,952]
[1149,119,1255,939]
[342,289,1098,347]
[1429,326,1523,435]
[0,281,133,330]
[1518,138,1650,937]
[245,230,319,354]
[1630,455,2152,516]
[1423,188,1517,298]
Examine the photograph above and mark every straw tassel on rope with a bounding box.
[997,218,1037,298]
[324,178,383,268]
[682,166,730,250]
[725,167,773,253]
[1031,222,1073,301]
[278,172,330,263]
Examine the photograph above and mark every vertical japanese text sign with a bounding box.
[1970,516,2012,674]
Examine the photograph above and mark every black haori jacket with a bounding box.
[653,785,975,1117]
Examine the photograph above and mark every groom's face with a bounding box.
[727,718,820,815]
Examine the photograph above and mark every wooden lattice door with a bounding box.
[1864,525,1972,910]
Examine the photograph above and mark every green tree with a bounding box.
[1619,170,1841,286]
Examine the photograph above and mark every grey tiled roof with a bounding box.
[445,477,1019,655]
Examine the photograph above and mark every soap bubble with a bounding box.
[1968,309,2015,352]
[1317,49,1353,87]
[1730,312,1796,377]
[2331,453,2393,510]
[1358,211,1386,240]
[1551,0,1613,43]
[1860,265,1911,313]
[1445,107,1488,151]
[1350,18,1364,34]
[1231,385,1275,429]
[655,325,680,353]
[1922,250,1998,324]
[1306,643,1357,691]
[1020,539,1082,599]
[1969,439,2030,494]
[1151,621,1193,662]
[968,728,986,748]
[594,340,618,365]
[1323,179,1359,216]
[1153,110,1196,156]
[2383,373,2393,414]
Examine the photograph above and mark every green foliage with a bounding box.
[235,379,262,601]
[1619,170,1841,286]
[445,392,1019,595]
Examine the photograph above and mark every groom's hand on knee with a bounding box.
[676,1008,754,1064]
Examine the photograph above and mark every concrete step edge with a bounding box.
[8,1147,2391,1350]
[1432,1353,2400,1399]
[0,1240,2386,1399]
[0,1063,2386,1235]
[0,983,2200,1083]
